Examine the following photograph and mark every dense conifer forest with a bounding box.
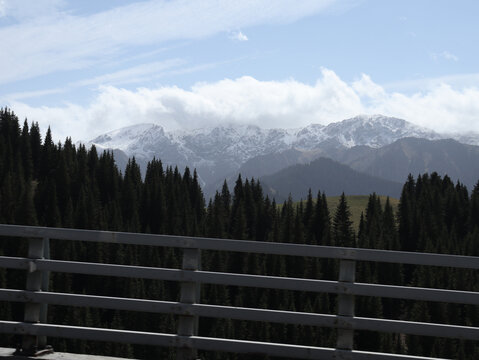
[0,108,478,359]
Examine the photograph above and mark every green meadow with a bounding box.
[326,195,399,231]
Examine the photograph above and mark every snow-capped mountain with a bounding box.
[88,114,477,190]
[319,115,444,148]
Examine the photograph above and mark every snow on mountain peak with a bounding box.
[321,115,443,148]
[92,123,164,150]
[88,115,453,157]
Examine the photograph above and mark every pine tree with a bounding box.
[398,174,417,251]
[311,191,331,246]
[280,196,295,243]
[332,193,355,247]
[39,126,56,180]
[20,120,33,181]
[230,175,248,240]
[16,178,38,226]
[364,193,383,249]
[469,181,479,232]
[122,158,142,232]
[29,121,42,178]
[303,189,314,244]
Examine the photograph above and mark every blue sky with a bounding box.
[1,0,479,141]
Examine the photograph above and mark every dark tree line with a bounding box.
[0,108,478,359]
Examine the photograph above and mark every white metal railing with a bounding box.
[0,224,478,359]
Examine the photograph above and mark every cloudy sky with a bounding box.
[1,0,479,141]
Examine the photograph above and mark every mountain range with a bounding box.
[87,115,479,200]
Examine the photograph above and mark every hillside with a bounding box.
[326,195,399,231]
[334,137,479,190]
[261,157,403,201]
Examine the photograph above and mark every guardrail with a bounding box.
[0,224,478,359]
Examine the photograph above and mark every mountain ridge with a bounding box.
[86,114,479,197]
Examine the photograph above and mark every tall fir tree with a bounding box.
[332,193,355,247]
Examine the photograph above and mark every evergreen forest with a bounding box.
[0,108,478,359]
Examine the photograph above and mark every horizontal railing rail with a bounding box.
[1,256,478,305]
[0,224,478,360]
[0,288,477,341]
[0,224,477,269]
[0,321,439,360]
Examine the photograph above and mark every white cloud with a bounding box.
[371,84,479,134]
[431,51,459,62]
[0,0,6,17]
[0,0,336,85]
[10,69,479,143]
[0,0,65,20]
[386,73,479,93]
[1,58,232,105]
[8,69,362,141]
[230,30,248,41]
[72,59,186,87]
[3,87,66,101]
[352,74,386,101]
[442,51,459,61]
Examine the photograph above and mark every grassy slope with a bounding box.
[278,195,400,231]
[326,195,399,232]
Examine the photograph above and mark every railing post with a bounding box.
[177,248,201,360]
[337,259,356,352]
[38,237,50,349]
[18,237,44,355]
